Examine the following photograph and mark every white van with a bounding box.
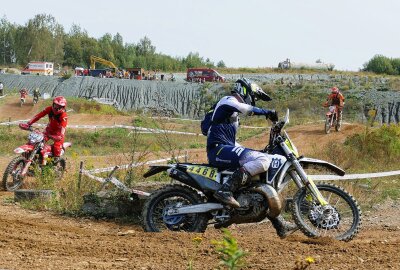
[21,62,54,76]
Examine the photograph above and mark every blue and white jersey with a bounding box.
[207,96,254,147]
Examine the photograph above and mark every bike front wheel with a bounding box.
[292,183,361,241]
[2,157,27,191]
[324,117,331,134]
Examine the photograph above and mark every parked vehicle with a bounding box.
[2,124,71,191]
[186,68,225,82]
[21,62,54,76]
[324,105,341,134]
[90,55,121,77]
[142,109,361,241]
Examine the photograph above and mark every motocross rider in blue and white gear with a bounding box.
[207,78,297,238]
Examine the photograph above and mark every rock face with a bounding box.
[1,73,399,123]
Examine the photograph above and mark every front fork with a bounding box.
[20,147,39,177]
[280,141,328,206]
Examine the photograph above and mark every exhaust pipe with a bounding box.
[251,184,282,218]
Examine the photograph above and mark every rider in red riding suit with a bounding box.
[26,96,68,158]
[19,88,28,98]
[326,87,345,125]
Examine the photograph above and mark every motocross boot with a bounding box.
[214,167,251,208]
[268,215,298,239]
[337,110,343,127]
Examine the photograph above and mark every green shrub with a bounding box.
[364,55,396,75]
[345,125,400,162]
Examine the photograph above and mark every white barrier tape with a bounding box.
[309,170,400,181]
[84,155,186,174]
[0,121,201,136]
[0,119,29,125]
[150,116,201,122]
[241,125,265,129]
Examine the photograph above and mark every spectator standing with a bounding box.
[0,81,3,96]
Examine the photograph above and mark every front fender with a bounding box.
[14,144,34,154]
[299,157,345,176]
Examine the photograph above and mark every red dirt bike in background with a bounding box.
[20,90,28,107]
[2,123,71,191]
[324,104,341,134]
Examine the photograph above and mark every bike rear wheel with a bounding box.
[335,119,341,132]
[142,184,209,232]
[292,183,361,241]
[2,157,27,191]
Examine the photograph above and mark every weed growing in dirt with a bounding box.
[293,256,315,270]
[187,236,203,270]
[212,229,247,270]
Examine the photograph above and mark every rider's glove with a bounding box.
[266,110,278,122]
[19,122,31,130]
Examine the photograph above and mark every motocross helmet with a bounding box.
[52,96,67,115]
[232,78,254,105]
[232,78,272,106]
[331,87,339,94]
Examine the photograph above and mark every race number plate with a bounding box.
[187,165,218,181]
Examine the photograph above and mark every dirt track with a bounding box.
[0,98,399,269]
[0,192,399,270]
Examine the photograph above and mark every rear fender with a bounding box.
[143,165,173,178]
[63,142,72,149]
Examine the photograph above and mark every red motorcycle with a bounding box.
[2,124,72,191]
[19,89,28,107]
[324,104,341,134]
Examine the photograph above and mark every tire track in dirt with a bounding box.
[0,194,399,270]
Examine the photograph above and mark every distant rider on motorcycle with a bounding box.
[21,96,68,160]
[325,87,345,125]
[33,88,40,100]
[207,78,297,238]
[19,87,28,98]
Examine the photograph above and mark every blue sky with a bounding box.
[2,0,399,71]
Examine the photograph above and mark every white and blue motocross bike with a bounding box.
[142,110,361,241]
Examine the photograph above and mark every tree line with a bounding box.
[0,14,226,71]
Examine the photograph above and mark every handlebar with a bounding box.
[19,123,33,131]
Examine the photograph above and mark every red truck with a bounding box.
[186,68,225,82]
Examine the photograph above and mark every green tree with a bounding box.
[217,60,226,68]
[136,36,156,56]
[0,16,18,65]
[390,58,400,75]
[112,33,125,67]
[364,55,395,75]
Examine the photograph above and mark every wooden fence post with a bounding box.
[78,161,84,190]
